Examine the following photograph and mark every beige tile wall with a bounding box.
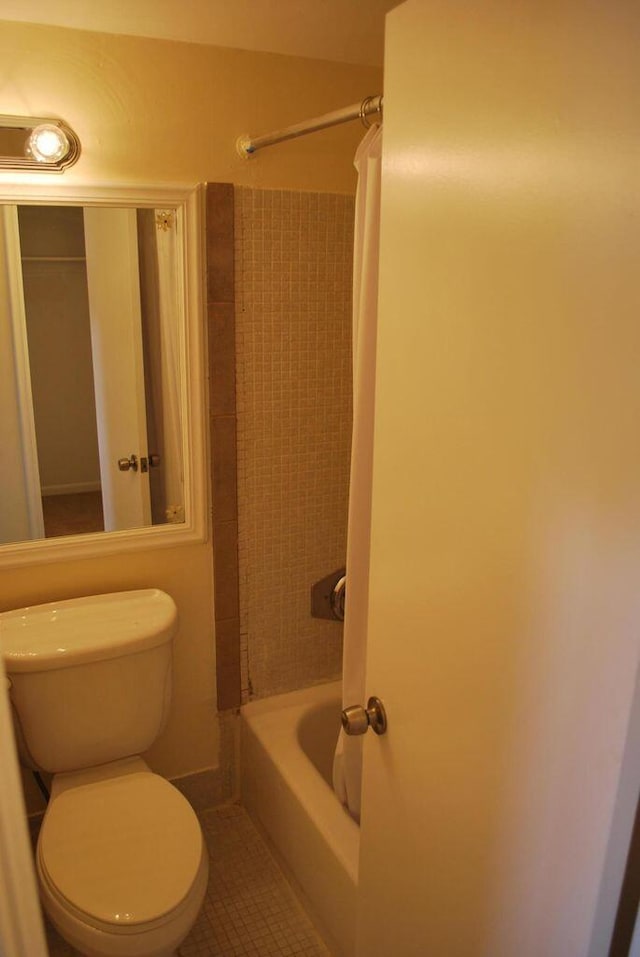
[234,187,355,700]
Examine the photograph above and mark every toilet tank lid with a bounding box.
[0,589,177,673]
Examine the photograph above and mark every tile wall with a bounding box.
[234,187,354,700]
[207,184,354,710]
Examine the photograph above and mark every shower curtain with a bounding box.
[153,211,184,521]
[137,210,184,524]
[333,123,383,823]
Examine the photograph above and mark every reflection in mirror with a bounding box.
[1,203,185,546]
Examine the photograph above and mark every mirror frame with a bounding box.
[0,183,208,567]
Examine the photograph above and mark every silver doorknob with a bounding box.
[117,454,138,472]
[341,696,387,736]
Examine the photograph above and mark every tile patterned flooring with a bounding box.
[42,804,331,957]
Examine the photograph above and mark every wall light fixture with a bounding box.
[0,115,80,172]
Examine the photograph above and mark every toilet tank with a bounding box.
[0,589,177,774]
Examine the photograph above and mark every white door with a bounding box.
[83,208,151,531]
[0,207,45,544]
[0,657,49,957]
[357,2,640,956]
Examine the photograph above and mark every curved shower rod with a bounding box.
[236,94,383,158]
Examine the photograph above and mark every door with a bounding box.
[83,208,151,531]
[0,206,45,544]
[357,2,640,956]
[0,657,49,957]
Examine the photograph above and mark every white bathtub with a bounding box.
[241,680,359,957]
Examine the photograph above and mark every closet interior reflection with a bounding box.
[1,203,184,546]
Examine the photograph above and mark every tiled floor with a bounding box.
[41,804,331,957]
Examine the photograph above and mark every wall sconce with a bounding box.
[0,115,80,172]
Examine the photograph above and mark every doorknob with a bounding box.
[117,454,138,472]
[341,696,387,736]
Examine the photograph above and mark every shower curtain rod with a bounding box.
[236,94,383,158]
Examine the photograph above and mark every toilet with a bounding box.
[1,589,208,957]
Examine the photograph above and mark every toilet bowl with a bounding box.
[1,590,208,957]
[37,759,208,957]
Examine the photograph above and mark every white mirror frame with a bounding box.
[0,183,207,567]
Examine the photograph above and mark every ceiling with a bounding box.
[0,0,402,67]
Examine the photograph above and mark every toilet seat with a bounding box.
[38,770,204,933]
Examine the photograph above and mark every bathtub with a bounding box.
[241,680,359,957]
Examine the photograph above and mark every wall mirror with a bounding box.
[0,185,206,567]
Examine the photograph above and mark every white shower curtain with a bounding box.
[137,210,185,524]
[333,123,383,823]
[154,212,184,521]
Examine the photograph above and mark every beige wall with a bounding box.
[0,20,382,193]
[0,20,380,810]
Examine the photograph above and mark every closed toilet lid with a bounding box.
[39,772,203,928]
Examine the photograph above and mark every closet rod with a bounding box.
[236,94,382,158]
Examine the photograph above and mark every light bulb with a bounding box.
[27,124,70,163]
